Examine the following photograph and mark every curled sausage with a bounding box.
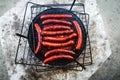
[43,54,74,64]
[42,19,72,26]
[41,29,73,36]
[72,20,83,50]
[40,14,72,20]
[43,33,77,42]
[42,40,74,48]
[43,25,71,31]
[34,23,42,54]
[45,49,75,57]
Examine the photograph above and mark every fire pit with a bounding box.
[15,0,92,71]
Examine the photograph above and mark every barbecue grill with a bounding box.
[15,0,92,72]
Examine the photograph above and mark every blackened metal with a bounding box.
[74,59,86,69]
[69,0,76,11]
[16,33,28,39]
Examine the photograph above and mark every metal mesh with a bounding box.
[15,1,92,71]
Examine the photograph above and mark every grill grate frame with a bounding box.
[15,1,92,71]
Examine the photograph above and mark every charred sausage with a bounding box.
[42,40,74,48]
[43,33,77,42]
[40,14,72,20]
[34,23,42,54]
[43,54,74,64]
[72,20,83,50]
[41,29,73,36]
[43,25,71,31]
[45,49,75,57]
[42,19,72,26]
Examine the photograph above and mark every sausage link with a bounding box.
[43,33,77,42]
[43,54,74,64]
[42,40,74,48]
[42,19,72,26]
[72,20,83,50]
[40,14,72,20]
[43,25,71,31]
[45,49,75,57]
[34,23,42,54]
[41,29,73,36]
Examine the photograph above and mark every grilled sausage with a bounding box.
[43,33,77,42]
[45,49,75,57]
[42,19,72,26]
[41,29,73,36]
[40,14,72,20]
[43,54,74,64]
[42,40,74,48]
[34,23,42,54]
[43,25,71,31]
[72,20,83,50]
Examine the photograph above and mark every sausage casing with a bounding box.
[42,19,72,26]
[43,54,74,64]
[72,20,83,50]
[34,23,42,54]
[45,49,75,57]
[43,25,71,31]
[42,40,74,48]
[40,14,72,20]
[43,33,77,42]
[41,29,73,36]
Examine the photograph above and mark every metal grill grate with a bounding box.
[15,1,92,72]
